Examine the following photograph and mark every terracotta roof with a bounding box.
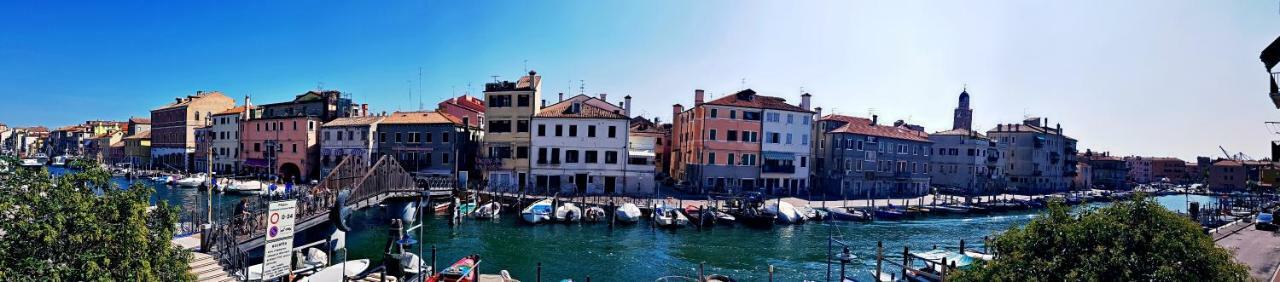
[440,95,485,112]
[322,116,385,127]
[124,130,151,139]
[381,111,464,125]
[1213,160,1243,167]
[129,117,151,124]
[154,91,225,111]
[829,121,931,142]
[535,99,628,119]
[931,128,989,139]
[214,106,248,116]
[55,125,87,132]
[819,114,872,125]
[704,89,812,113]
[986,122,1073,141]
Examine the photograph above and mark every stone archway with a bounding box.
[279,162,302,183]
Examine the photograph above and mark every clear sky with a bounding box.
[0,0,1276,161]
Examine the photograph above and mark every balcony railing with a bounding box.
[762,164,796,174]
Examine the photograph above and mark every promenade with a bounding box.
[1215,224,1280,281]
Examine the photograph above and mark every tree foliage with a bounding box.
[952,197,1248,281]
[0,158,194,281]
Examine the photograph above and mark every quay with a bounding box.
[1215,221,1280,281]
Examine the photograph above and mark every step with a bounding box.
[188,257,218,269]
[191,263,225,276]
[195,270,229,282]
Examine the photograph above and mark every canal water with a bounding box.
[50,167,1219,281]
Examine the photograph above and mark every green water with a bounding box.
[48,167,1213,281]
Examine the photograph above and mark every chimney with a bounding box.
[558,93,564,102]
[815,107,823,121]
[541,99,547,109]
[599,93,607,102]
[801,93,812,111]
[1056,123,1062,134]
[361,104,369,116]
[624,95,632,117]
[871,115,878,126]
[673,104,684,116]
[694,89,705,105]
[997,124,1003,132]
[175,98,183,103]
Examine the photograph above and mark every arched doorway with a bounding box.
[279,162,302,183]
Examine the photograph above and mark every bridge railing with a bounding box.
[349,155,419,204]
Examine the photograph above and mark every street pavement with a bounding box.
[1215,225,1280,281]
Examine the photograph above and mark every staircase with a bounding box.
[188,252,236,282]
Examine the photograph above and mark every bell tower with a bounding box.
[953,88,972,131]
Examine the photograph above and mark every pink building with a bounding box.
[438,95,486,129]
[240,116,321,182]
[671,89,776,193]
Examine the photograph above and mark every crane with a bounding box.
[1220,146,1234,160]
[1218,146,1253,161]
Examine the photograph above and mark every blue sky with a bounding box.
[0,0,1276,161]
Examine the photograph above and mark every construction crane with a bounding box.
[1221,146,1234,160]
[1219,145,1253,161]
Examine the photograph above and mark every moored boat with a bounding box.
[426,255,480,282]
[296,259,371,282]
[521,198,554,224]
[614,203,642,223]
[554,202,582,223]
[583,206,606,222]
[767,201,802,224]
[875,206,907,220]
[473,202,501,219]
[827,207,872,221]
[653,203,689,228]
[683,205,715,227]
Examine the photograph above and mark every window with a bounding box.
[727,130,738,141]
[709,130,718,141]
[707,152,716,165]
[516,146,529,159]
[442,153,450,164]
[802,134,809,145]
[800,156,807,167]
[396,133,403,143]
[604,151,618,164]
[489,95,512,107]
[425,132,433,143]
[555,125,563,136]
[517,95,530,107]
[730,110,737,119]
[551,148,561,164]
[442,132,450,143]
[743,111,761,121]
[566,150,580,163]
[767,132,780,144]
[537,148,548,164]
[489,120,512,133]
[537,124,546,136]
[379,132,387,142]
[786,133,793,144]
[254,143,261,152]
[588,125,596,137]
[727,154,736,166]
[517,120,529,133]
[292,143,297,153]
[569,125,578,137]
[585,150,599,163]
[608,126,617,138]
[710,109,718,118]
[787,114,794,124]
[325,131,331,141]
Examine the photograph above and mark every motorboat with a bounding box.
[797,205,822,221]
[521,198,555,224]
[426,255,480,282]
[174,174,207,188]
[735,196,777,227]
[473,202,501,219]
[296,259,371,282]
[653,203,689,228]
[874,206,907,221]
[222,180,266,194]
[19,158,42,167]
[683,205,715,227]
[583,206,607,223]
[554,202,582,223]
[766,201,802,224]
[711,208,736,224]
[929,205,969,214]
[614,203,642,223]
[827,207,871,221]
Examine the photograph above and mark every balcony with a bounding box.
[762,164,796,174]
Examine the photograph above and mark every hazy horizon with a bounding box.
[1,0,1277,161]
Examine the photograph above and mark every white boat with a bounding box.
[653,203,689,228]
[766,201,801,224]
[583,206,607,222]
[615,203,642,223]
[296,259,370,282]
[554,203,582,222]
[19,158,42,167]
[521,198,554,224]
[473,202,501,219]
[222,180,265,194]
[175,174,207,188]
[51,156,67,166]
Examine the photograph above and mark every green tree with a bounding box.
[0,158,194,281]
[952,197,1248,281]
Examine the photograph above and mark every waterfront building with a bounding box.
[1208,159,1246,191]
[320,115,383,177]
[626,116,661,195]
[437,95,486,129]
[814,114,933,198]
[47,125,92,157]
[0,124,11,155]
[1125,156,1154,185]
[373,111,481,179]
[759,93,815,195]
[480,71,541,191]
[530,96,632,194]
[123,130,151,169]
[240,90,351,182]
[88,131,125,165]
[1079,150,1128,190]
[127,117,151,136]
[986,117,1079,194]
[929,90,1006,197]
[149,91,236,172]
[193,126,213,173]
[14,127,48,158]
[630,116,672,182]
[1150,157,1187,184]
[1185,162,1202,183]
[209,106,248,174]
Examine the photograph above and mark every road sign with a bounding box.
[262,200,296,280]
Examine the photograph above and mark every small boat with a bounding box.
[19,158,42,167]
[222,180,265,194]
[297,259,371,282]
[583,206,607,222]
[767,201,802,224]
[473,202,501,219]
[653,203,689,228]
[614,203,642,223]
[521,198,554,224]
[426,255,480,282]
[683,205,715,227]
[51,156,67,166]
[554,202,582,223]
[930,205,969,214]
[875,206,906,220]
[712,209,736,224]
[797,205,821,221]
[828,207,871,221]
[175,174,207,188]
[434,202,453,214]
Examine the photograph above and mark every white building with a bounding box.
[529,95,633,195]
[626,116,659,195]
[209,106,247,174]
[760,93,815,195]
[929,129,1006,197]
[986,117,1079,194]
[320,116,384,177]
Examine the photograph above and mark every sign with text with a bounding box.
[262,200,296,280]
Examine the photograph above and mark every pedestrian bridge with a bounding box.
[203,155,449,276]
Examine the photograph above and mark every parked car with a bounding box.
[1256,212,1276,231]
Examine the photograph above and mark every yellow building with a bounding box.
[480,70,541,191]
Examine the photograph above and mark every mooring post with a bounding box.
[768,265,774,282]
[431,245,437,274]
[960,239,966,252]
[876,241,883,282]
[536,262,542,282]
[698,262,705,280]
[839,246,850,282]
[902,246,909,279]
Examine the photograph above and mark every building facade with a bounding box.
[238,91,352,182]
[760,93,815,195]
[1125,156,1154,185]
[1208,160,1246,191]
[374,111,480,179]
[530,97,632,194]
[673,89,810,194]
[480,71,541,191]
[438,95,486,129]
[928,90,1006,197]
[123,130,151,169]
[320,116,384,177]
[1078,150,1128,190]
[986,117,1079,194]
[815,114,933,198]
[209,106,247,174]
[1150,157,1187,184]
[149,91,235,172]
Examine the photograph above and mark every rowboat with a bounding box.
[426,255,480,282]
[473,202,501,219]
[521,198,554,224]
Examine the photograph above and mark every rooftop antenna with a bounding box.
[523,59,528,73]
[579,80,585,95]
[418,67,424,111]
[490,75,500,82]
[741,78,747,89]
[1023,108,1030,119]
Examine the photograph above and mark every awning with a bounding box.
[628,150,656,157]
[762,151,794,160]
[244,158,269,167]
